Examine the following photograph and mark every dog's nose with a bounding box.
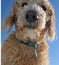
[25,10,38,23]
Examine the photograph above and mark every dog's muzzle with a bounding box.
[25,10,38,23]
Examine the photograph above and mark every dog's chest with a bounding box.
[12,44,40,65]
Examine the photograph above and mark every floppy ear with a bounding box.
[45,2,55,41]
[2,4,17,32]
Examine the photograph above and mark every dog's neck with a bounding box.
[15,28,46,43]
[15,28,47,58]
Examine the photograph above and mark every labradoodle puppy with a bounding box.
[2,0,55,65]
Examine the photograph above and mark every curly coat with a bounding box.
[2,0,55,65]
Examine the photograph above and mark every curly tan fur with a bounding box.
[2,0,55,65]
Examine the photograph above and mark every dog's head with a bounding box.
[2,0,55,41]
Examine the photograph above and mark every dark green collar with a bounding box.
[17,39,39,57]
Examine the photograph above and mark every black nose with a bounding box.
[25,10,38,23]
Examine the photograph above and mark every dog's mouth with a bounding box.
[24,25,36,29]
[23,21,39,29]
[24,23,38,29]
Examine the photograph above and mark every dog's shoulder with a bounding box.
[1,32,20,53]
[1,33,21,64]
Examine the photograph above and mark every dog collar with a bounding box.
[17,39,39,57]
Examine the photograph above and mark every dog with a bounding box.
[2,0,55,65]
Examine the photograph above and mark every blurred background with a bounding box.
[1,0,59,65]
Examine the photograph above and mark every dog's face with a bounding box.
[16,0,46,30]
[2,0,55,41]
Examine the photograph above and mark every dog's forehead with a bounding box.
[16,0,38,3]
[16,0,48,3]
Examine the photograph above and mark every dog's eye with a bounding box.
[41,5,46,11]
[22,2,28,7]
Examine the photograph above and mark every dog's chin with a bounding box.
[24,25,37,29]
